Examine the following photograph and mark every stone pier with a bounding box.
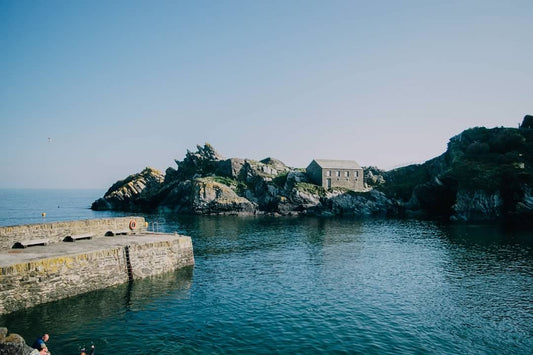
[0,217,194,315]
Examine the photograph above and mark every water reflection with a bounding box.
[0,267,193,348]
[432,223,533,352]
[144,213,367,254]
[442,223,533,247]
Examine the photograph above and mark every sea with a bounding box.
[0,189,532,354]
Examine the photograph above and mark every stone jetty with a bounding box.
[0,217,194,315]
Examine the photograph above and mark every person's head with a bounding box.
[39,347,48,355]
[42,334,49,342]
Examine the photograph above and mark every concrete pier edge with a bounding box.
[0,217,194,315]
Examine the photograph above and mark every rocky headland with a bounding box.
[92,116,533,223]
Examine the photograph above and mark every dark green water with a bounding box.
[0,191,532,354]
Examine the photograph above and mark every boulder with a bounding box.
[241,159,289,183]
[364,166,386,187]
[191,178,257,215]
[92,167,164,211]
[284,171,309,189]
[260,157,290,173]
[0,328,36,355]
[329,190,396,217]
[216,158,246,179]
[289,183,323,209]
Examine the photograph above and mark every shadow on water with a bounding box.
[440,222,533,247]
[0,267,193,350]
[143,213,366,256]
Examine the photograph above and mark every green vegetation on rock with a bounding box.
[93,115,533,223]
[375,117,533,221]
[209,176,248,196]
[294,182,327,197]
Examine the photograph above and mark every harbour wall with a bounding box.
[0,218,194,315]
[0,217,147,250]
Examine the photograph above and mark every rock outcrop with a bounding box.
[191,178,257,215]
[0,327,36,355]
[93,115,533,223]
[91,167,164,211]
[92,144,395,217]
[378,115,533,222]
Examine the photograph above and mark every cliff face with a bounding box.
[92,116,533,223]
[92,167,165,211]
[378,116,533,222]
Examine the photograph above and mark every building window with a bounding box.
[336,171,340,177]
[327,170,331,177]
[356,171,359,177]
[345,171,349,177]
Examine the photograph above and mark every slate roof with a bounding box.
[312,159,362,169]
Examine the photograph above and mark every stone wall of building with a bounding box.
[0,236,194,315]
[306,160,323,187]
[306,160,364,191]
[0,217,147,250]
[321,168,364,191]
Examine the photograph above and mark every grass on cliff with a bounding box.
[294,182,327,197]
[209,176,248,196]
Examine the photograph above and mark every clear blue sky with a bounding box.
[1,0,531,189]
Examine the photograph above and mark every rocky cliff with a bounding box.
[92,143,396,217]
[377,115,533,223]
[92,116,533,223]
[92,167,165,211]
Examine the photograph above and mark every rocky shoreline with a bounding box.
[92,148,400,218]
[0,327,36,355]
[93,116,533,224]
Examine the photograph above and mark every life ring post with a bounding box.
[129,220,137,230]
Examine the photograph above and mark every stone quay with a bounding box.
[0,217,194,315]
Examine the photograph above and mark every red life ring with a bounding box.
[129,220,137,230]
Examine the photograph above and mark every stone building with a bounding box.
[306,159,364,191]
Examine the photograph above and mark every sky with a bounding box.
[1,0,532,189]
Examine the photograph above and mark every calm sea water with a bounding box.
[0,189,532,354]
[0,189,132,226]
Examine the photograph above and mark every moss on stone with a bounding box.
[294,182,327,197]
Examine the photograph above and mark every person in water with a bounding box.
[80,344,95,355]
[32,334,50,352]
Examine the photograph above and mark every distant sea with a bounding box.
[1,189,532,354]
[0,188,131,226]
